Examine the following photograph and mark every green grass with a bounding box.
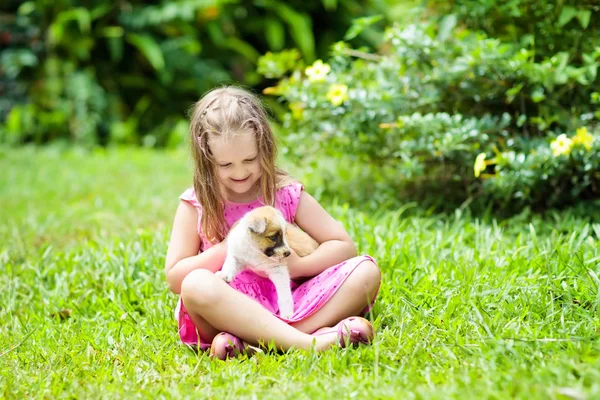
[1,146,600,399]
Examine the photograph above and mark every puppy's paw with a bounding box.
[279,308,294,320]
[280,312,293,320]
[215,270,233,283]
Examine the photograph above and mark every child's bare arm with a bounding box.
[290,191,357,279]
[165,201,226,294]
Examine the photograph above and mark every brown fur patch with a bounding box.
[247,207,286,255]
[245,206,318,257]
[286,224,318,257]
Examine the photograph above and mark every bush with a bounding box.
[0,0,395,147]
[431,0,600,61]
[260,19,599,210]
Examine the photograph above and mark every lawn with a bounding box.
[1,146,599,399]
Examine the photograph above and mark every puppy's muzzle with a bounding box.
[266,246,292,260]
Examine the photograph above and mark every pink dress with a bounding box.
[176,182,380,349]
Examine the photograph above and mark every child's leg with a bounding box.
[291,260,381,334]
[180,269,339,351]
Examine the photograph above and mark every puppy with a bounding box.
[215,206,318,319]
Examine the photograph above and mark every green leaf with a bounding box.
[265,18,285,51]
[558,6,578,27]
[70,8,91,33]
[107,36,124,62]
[100,26,124,38]
[0,49,38,78]
[505,83,524,103]
[126,33,165,71]
[437,14,457,42]
[48,8,91,45]
[257,49,300,78]
[206,21,225,45]
[531,87,546,103]
[223,37,261,62]
[344,15,383,41]
[577,9,591,29]
[322,0,337,11]
[90,4,113,21]
[271,4,315,62]
[17,2,35,15]
[6,104,23,134]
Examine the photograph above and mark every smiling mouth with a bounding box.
[231,176,250,183]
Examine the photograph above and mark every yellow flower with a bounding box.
[573,127,594,151]
[326,84,348,106]
[289,102,304,120]
[550,134,574,156]
[474,153,487,178]
[305,60,330,82]
[262,86,280,95]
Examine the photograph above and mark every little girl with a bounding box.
[165,86,381,360]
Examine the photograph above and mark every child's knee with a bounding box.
[353,260,381,294]
[181,269,223,309]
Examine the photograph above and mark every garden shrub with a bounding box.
[260,17,599,210]
[0,0,394,147]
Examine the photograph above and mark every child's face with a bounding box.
[209,130,262,202]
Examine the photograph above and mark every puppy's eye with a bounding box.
[269,234,279,241]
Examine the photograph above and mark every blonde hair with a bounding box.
[188,85,295,243]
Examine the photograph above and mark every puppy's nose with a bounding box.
[283,250,291,258]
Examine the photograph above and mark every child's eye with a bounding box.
[219,163,232,168]
[244,157,257,163]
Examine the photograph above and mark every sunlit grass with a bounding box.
[1,146,599,399]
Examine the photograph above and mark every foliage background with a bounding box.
[0,0,410,147]
[264,25,599,210]
[2,0,599,212]
[261,0,600,211]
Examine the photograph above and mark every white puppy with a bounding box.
[216,206,318,319]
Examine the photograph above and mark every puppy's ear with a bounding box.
[248,217,267,234]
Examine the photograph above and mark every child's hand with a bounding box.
[285,249,306,280]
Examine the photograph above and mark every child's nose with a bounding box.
[233,165,248,176]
